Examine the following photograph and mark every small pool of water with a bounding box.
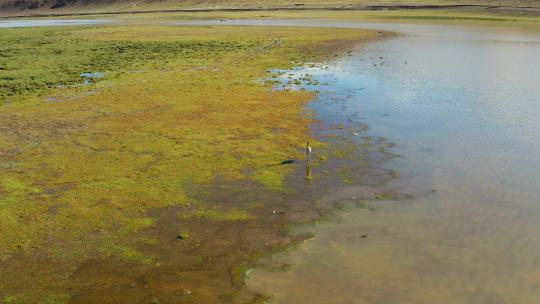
[80,71,104,84]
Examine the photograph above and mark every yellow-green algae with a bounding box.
[0,22,377,303]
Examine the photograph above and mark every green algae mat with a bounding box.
[0,23,386,303]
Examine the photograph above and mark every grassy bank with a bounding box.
[0,23,379,303]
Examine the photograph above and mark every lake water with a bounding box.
[178,19,540,303]
[0,18,112,28]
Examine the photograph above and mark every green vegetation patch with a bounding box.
[179,207,253,221]
[0,26,244,101]
[0,23,376,302]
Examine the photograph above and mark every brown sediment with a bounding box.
[0,135,397,304]
[62,143,396,303]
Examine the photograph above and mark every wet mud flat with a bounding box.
[71,164,396,304]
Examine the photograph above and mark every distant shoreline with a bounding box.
[2,4,540,19]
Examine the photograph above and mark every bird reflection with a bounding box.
[305,159,312,180]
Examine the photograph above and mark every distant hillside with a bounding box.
[1,0,539,16]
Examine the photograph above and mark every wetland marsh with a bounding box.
[0,19,392,303]
[1,11,540,304]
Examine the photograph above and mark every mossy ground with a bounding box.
[0,21,383,303]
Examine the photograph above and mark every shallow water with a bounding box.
[179,19,540,303]
[0,19,112,28]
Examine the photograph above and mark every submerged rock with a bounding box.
[176,230,190,240]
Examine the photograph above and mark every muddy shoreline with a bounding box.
[245,20,540,304]
[63,68,401,303]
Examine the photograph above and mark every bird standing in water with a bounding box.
[305,141,312,180]
[306,141,312,156]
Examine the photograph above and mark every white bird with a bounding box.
[306,141,312,155]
